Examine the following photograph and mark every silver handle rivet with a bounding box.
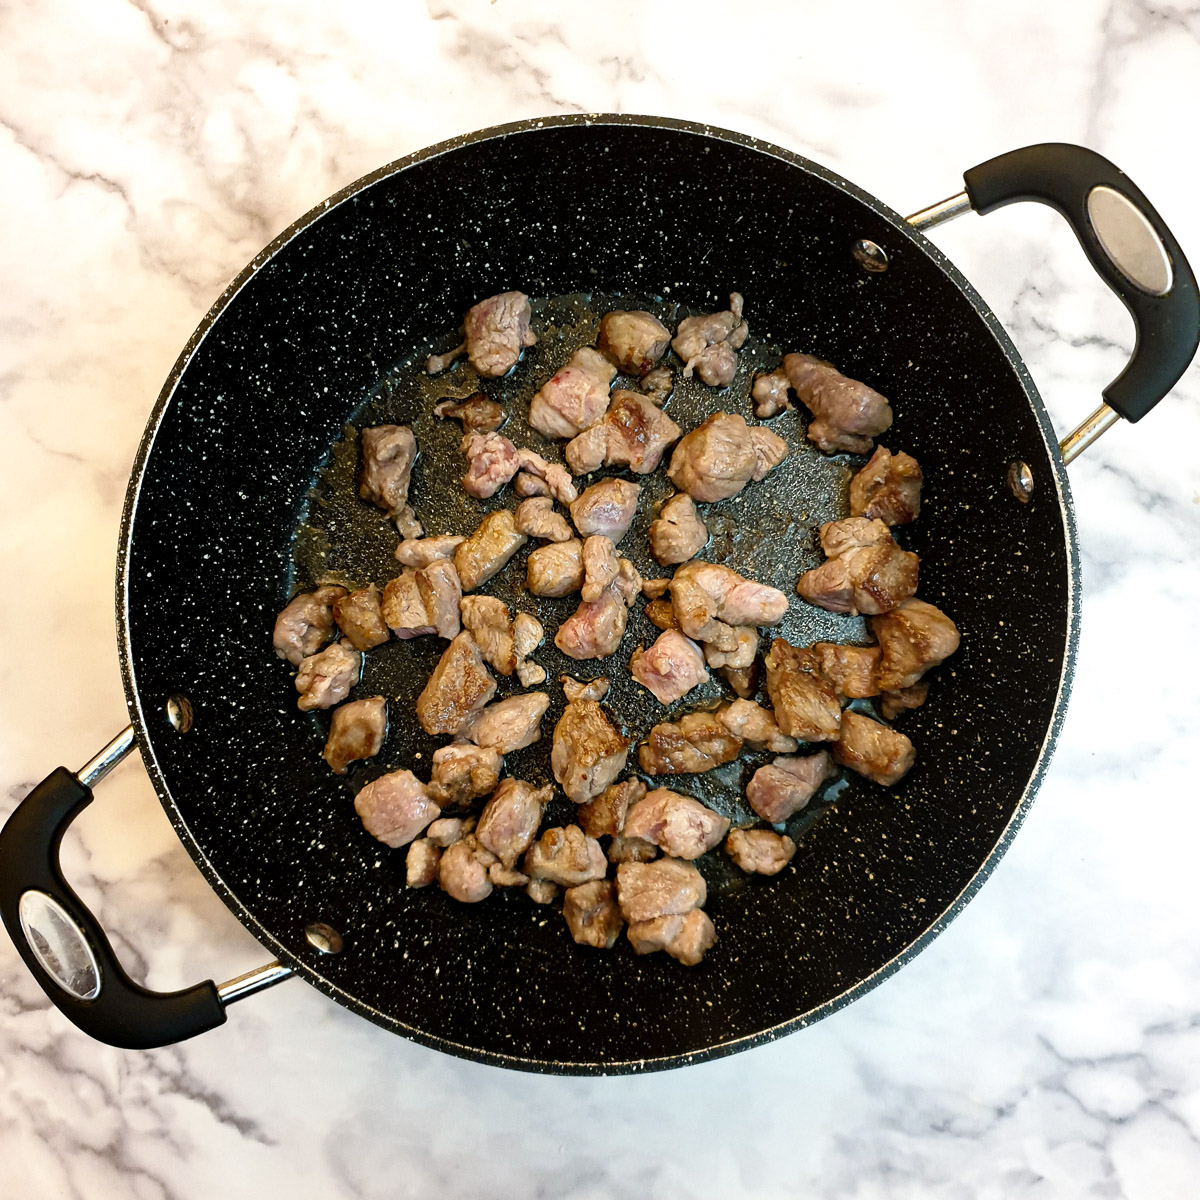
[166,694,194,733]
[1007,460,1034,503]
[852,239,889,273]
[305,922,344,954]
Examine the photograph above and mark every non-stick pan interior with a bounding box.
[119,116,1075,1072]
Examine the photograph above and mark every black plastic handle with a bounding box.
[0,767,227,1048]
[963,143,1200,423]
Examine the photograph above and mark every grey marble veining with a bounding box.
[2,1,1199,1196]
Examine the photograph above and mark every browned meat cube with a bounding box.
[489,863,530,887]
[476,778,553,868]
[564,391,682,476]
[515,471,550,498]
[645,598,681,631]
[649,493,709,566]
[726,828,797,875]
[783,353,893,455]
[615,858,707,923]
[570,478,641,542]
[871,598,961,690]
[642,577,671,599]
[354,769,440,848]
[526,879,560,905]
[670,561,787,649]
[415,560,462,640]
[528,347,616,438]
[438,837,495,902]
[638,711,742,775]
[719,663,757,699]
[425,815,475,848]
[463,291,536,378]
[459,594,516,674]
[578,778,646,839]
[763,639,842,741]
[322,696,387,774]
[273,585,347,665]
[555,589,630,661]
[405,839,441,888]
[454,509,528,592]
[630,630,710,705]
[640,365,674,405]
[433,392,506,434]
[522,825,608,887]
[563,880,624,950]
[672,293,748,387]
[514,496,573,542]
[513,448,579,504]
[416,631,496,735]
[382,570,436,639]
[527,539,584,597]
[850,446,923,525]
[551,699,630,803]
[834,710,915,786]
[812,642,882,699]
[513,612,546,686]
[627,909,716,965]
[427,744,502,808]
[394,534,466,568]
[598,310,671,374]
[581,535,621,603]
[623,788,730,859]
[880,682,929,721]
[797,517,919,617]
[751,367,792,418]
[331,586,390,652]
[461,431,521,499]
[716,699,797,752]
[359,425,421,536]
[667,412,788,502]
[295,640,361,712]
[561,675,610,703]
[608,835,660,863]
[745,751,835,822]
[463,692,551,754]
[702,625,757,673]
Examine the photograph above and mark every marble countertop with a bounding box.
[3,2,1200,1196]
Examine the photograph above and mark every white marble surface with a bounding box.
[2,1,1200,1195]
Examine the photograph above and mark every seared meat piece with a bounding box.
[784,352,893,454]
[880,681,929,721]
[513,449,579,504]
[522,825,608,887]
[463,291,536,378]
[871,598,961,690]
[454,509,528,592]
[460,594,516,674]
[415,560,462,640]
[514,471,549,498]
[649,493,708,566]
[489,863,530,887]
[630,630,710,705]
[645,598,681,631]
[322,696,387,774]
[719,663,757,699]
[555,588,630,660]
[332,586,390,652]
[551,698,630,803]
[273,585,348,665]
[627,909,716,965]
[563,880,624,949]
[354,769,440,848]
[746,751,836,822]
[416,631,496,735]
[427,743,502,808]
[438,837,495,903]
[669,562,788,649]
[608,835,660,863]
[526,879,560,904]
[835,710,916,786]
[638,711,742,775]
[613,557,643,606]
[528,347,616,438]
[597,310,671,375]
[672,293,748,387]
[434,392,506,434]
[382,570,436,639]
[405,838,441,888]
[425,342,466,375]
[426,815,476,848]
[562,675,610,703]
[726,828,797,875]
[812,642,881,699]
[716,699,797,752]
[513,612,546,686]
[751,367,792,418]
[797,517,919,617]
[359,425,421,536]
[463,692,551,754]
[578,777,645,839]
[640,365,674,405]
[527,539,584,597]
[642,577,671,599]
[763,639,842,741]
[295,640,361,712]
[476,778,553,868]
[461,431,521,499]
[850,446,923,525]
[667,413,788,502]
[623,788,730,859]
[514,496,573,543]
[702,625,757,672]
[395,534,466,568]
[564,391,682,476]
[570,478,641,542]
[581,535,621,603]
[615,858,706,923]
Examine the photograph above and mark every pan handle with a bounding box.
[0,727,292,1048]
[907,143,1200,460]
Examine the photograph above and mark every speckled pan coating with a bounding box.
[116,114,1079,1074]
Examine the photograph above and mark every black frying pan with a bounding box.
[2,116,1196,1073]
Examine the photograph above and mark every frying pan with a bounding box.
[2,115,1196,1073]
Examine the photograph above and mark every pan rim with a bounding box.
[115,112,1080,1074]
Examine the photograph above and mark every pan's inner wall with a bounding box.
[123,121,1070,1070]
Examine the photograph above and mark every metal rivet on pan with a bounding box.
[165,694,194,733]
[1007,460,1035,503]
[305,922,344,954]
[852,238,889,273]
